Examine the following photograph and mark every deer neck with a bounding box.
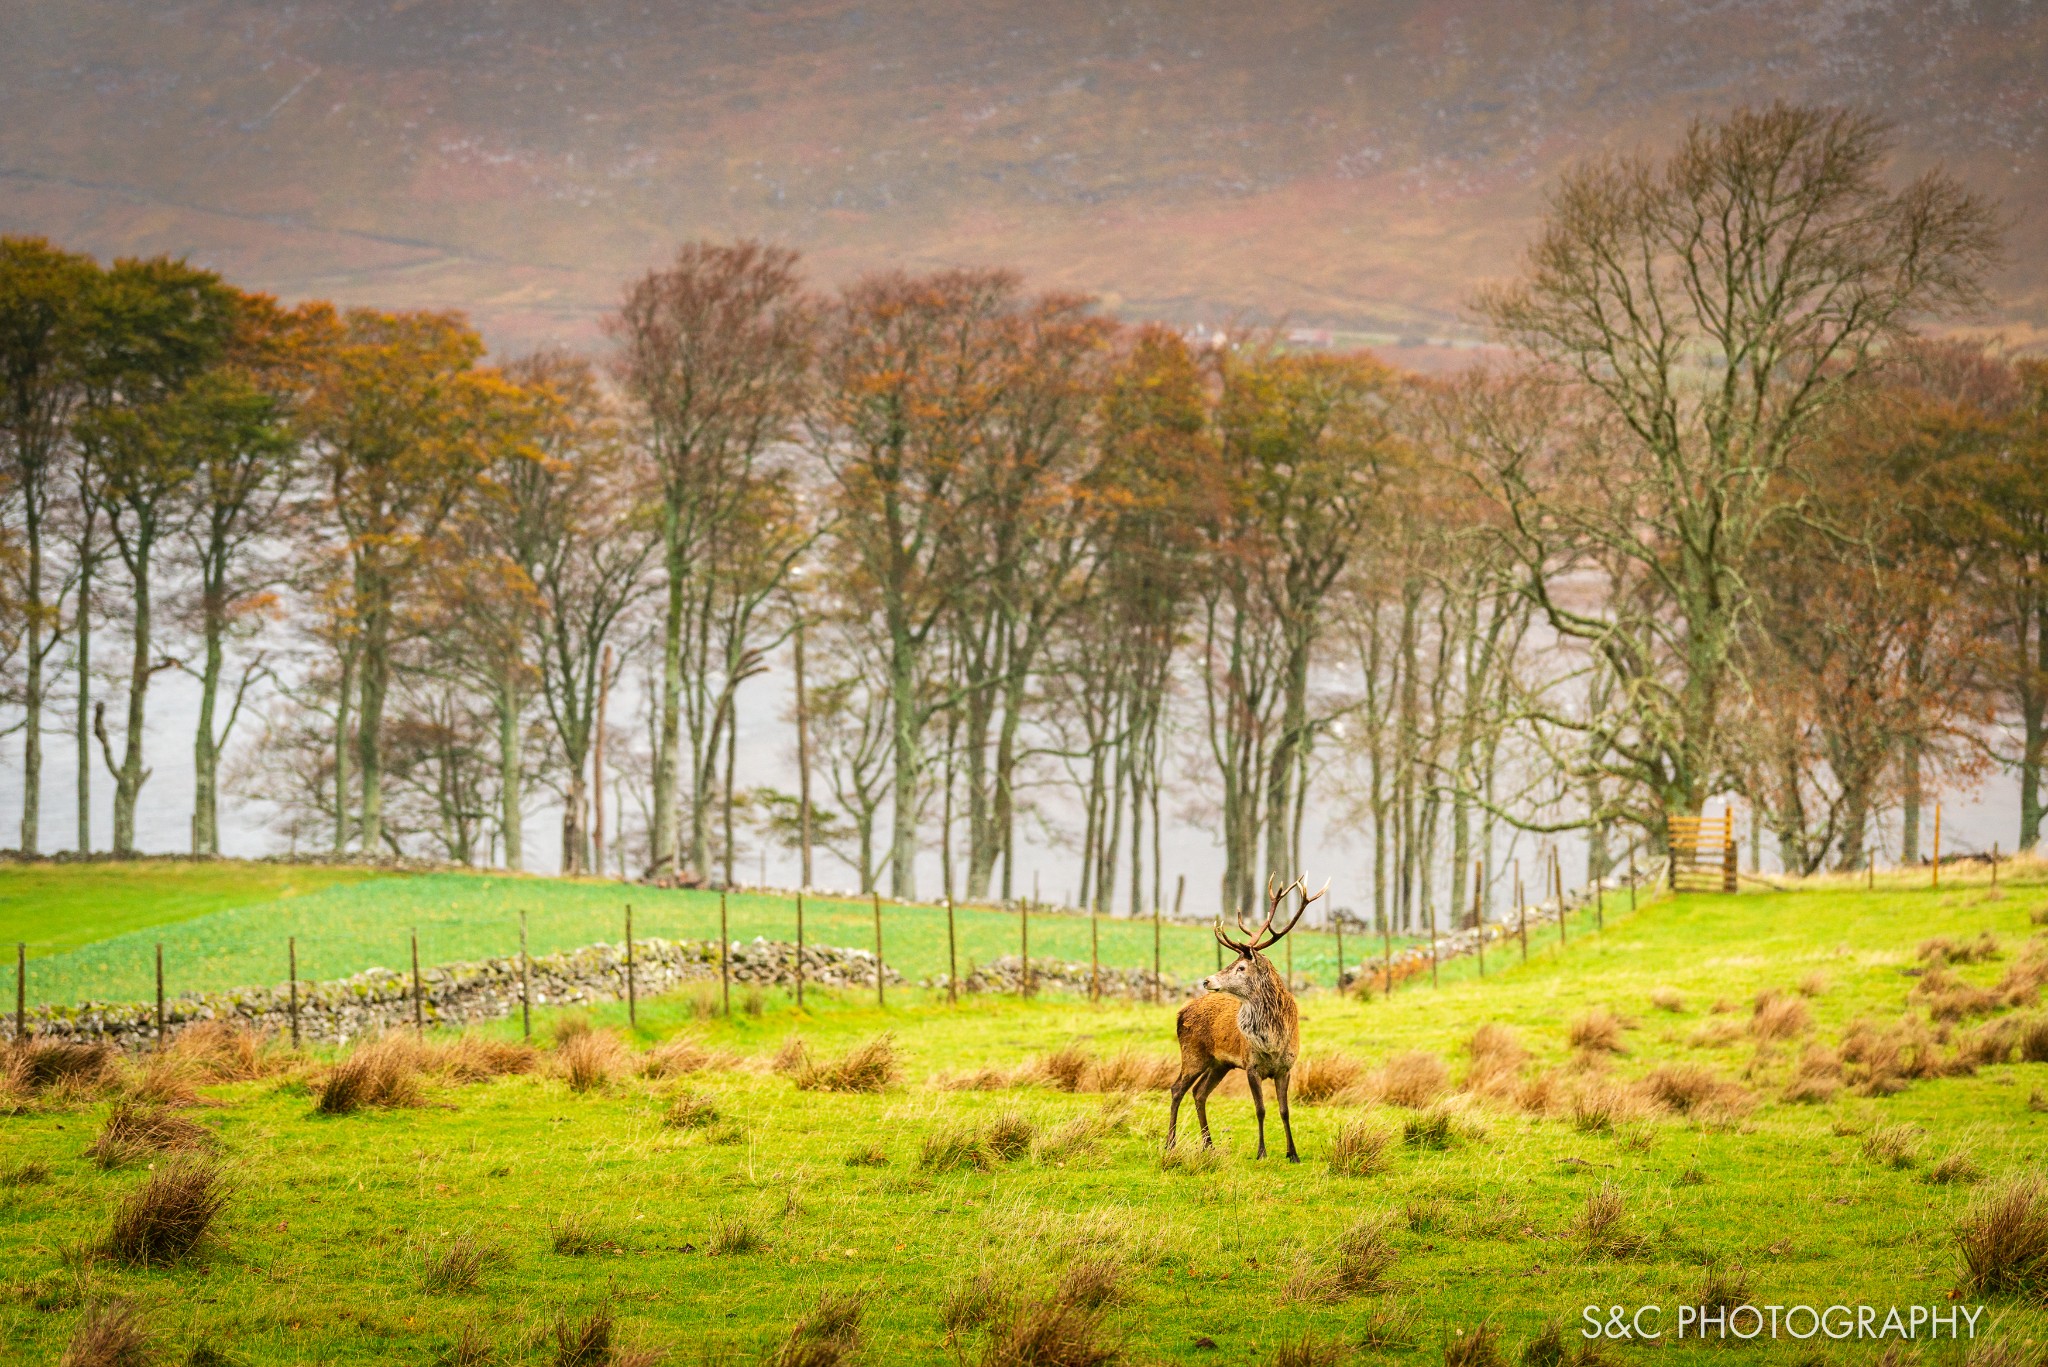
[1235,954,1294,1055]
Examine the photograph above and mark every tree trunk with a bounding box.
[887,612,920,900]
[333,644,354,851]
[498,666,523,871]
[356,597,390,852]
[110,529,155,856]
[20,490,43,854]
[652,503,685,880]
[192,581,224,855]
[1901,735,1923,864]
[74,537,93,854]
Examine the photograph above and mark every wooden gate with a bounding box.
[1668,812,1737,893]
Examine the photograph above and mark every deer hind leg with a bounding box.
[1166,1068,1202,1150]
[1275,1068,1300,1163]
[1190,1064,1230,1148]
[1247,1071,1269,1159]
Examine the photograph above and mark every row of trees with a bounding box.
[1,102,2038,929]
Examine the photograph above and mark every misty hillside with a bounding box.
[4,0,2044,354]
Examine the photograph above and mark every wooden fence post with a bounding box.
[410,932,423,1036]
[720,890,731,1018]
[1473,859,1485,979]
[1334,912,1346,994]
[872,892,885,1008]
[795,892,806,1008]
[1381,912,1392,1000]
[155,943,165,1052]
[945,894,958,1005]
[624,904,636,1030]
[288,936,300,1050]
[1428,901,1438,989]
[519,912,531,1041]
[1555,850,1567,946]
[1933,802,1943,889]
[1090,903,1099,1003]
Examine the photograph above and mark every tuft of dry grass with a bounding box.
[428,1034,537,1083]
[1404,1103,1481,1149]
[440,1320,495,1367]
[1443,1323,1505,1367]
[771,1036,810,1075]
[1292,1052,1365,1104]
[941,1066,1022,1092]
[1035,1096,1134,1163]
[921,1128,994,1173]
[554,1030,626,1094]
[1358,1299,1420,1350]
[1862,1122,1922,1170]
[943,1271,1007,1340]
[1035,1046,1094,1093]
[1375,1051,1449,1108]
[984,1112,1037,1162]
[708,1216,764,1256]
[421,1233,508,1292]
[8,1039,121,1096]
[170,1019,285,1081]
[1088,1050,1176,1094]
[1464,1025,1527,1094]
[552,1300,613,1367]
[59,1298,152,1367]
[1056,1260,1124,1310]
[1795,971,1830,998]
[1329,1119,1395,1177]
[1959,1174,2048,1299]
[769,1288,866,1367]
[1641,1064,1748,1116]
[550,1212,604,1256]
[1514,1070,1565,1116]
[792,1035,899,1093]
[1921,932,2002,965]
[1929,1148,1986,1186]
[127,1052,204,1108]
[89,1102,216,1168]
[1841,1016,1972,1095]
[1266,1332,1348,1367]
[1751,993,1813,1042]
[1782,1044,1842,1105]
[1569,1083,1642,1134]
[4,1158,53,1186]
[1404,1196,1448,1233]
[1648,987,1686,1013]
[316,1036,424,1114]
[1288,1216,1398,1303]
[1160,1142,1222,1174]
[1573,1183,1648,1259]
[104,1156,227,1266]
[1688,1018,1743,1049]
[1567,1009,1630,1055]
[662,1091,719,1130]
[844,1142,888,1168]
[639,1036,734,1080]
[2021,1019,2048,1064]
[980,1295,1117,1367]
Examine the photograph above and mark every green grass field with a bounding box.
[6,864,2048,1365]
[5,863,1399,1008]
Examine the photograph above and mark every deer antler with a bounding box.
[1216,876,1328,955]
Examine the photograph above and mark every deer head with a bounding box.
[1202,875,1327,1000]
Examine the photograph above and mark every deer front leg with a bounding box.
[1247,1071,1269,1159]
[1191,1065,1228,1148]
[1275,1068,1299,1163]
[1166,1069,1199,1150]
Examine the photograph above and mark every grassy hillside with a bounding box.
[0,861,388,959]
[6,867,2048,1363]
[6,861,1388,1008]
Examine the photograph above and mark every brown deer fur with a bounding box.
[1166,876,1324,1161]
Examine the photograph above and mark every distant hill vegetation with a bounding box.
[4,0,2043,353]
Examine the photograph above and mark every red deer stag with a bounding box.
[1166,875,1325,1161]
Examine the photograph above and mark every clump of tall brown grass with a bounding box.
[554,1029,627,1093]
[1286,1216,1398,1303]
[1090,1049,1176,1093]
[4,1039,121,1103]
[420,1233,509,1293]
[970,1272,1120,1367]
[1751,991,1813,1042]
[1841,1016,1972,1095]
[59,1298,152,1367]
[1921,932,2002,966]
[1648,987,1686,1013]
[169,1019,289,1081]
[1640,1064,1749,1116]
[1329,1119,1395,1177]
[1374,1051,1448,1108]
[769,1288,868,1367]
[639,1035,736,1079]
[1567,1009,1631,1055]
[1463,1024,1526,1095]
[1958,1174,2048,1299]
[1442,1322,1505,1367]
[104,1157,227,1266]
[1573,1183,1648,1259]
[1035,1046,1093,1092]
[315,1036,424,1114]
[425,1034,537,1083]
[789,1035,899,1093]
[89,1101,216,1168]
[1290,1052,1365,1104]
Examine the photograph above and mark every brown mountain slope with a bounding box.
[3,0,2043,354]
